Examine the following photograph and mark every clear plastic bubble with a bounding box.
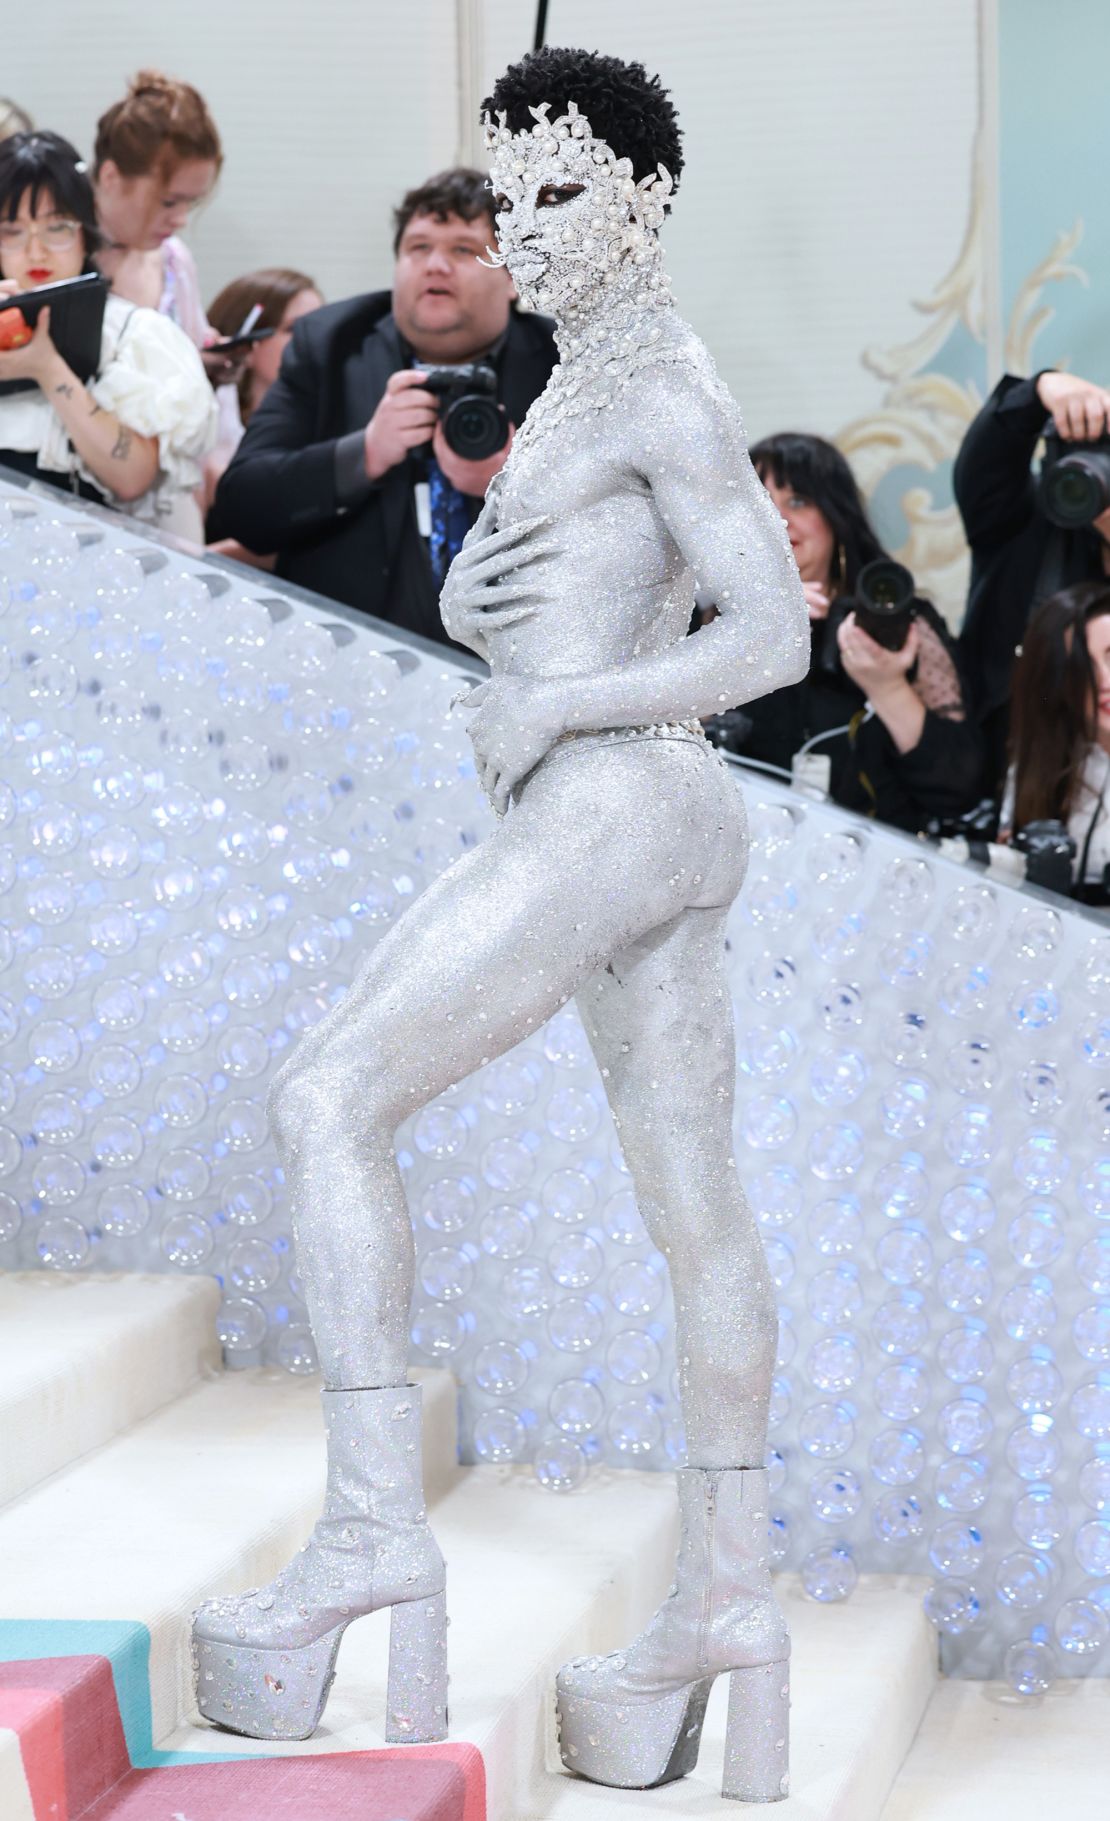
[1073,1305,1110,1364]
[547,1296,603,1352]
[419,1243,476,1303]
[160,1212,213,1268]
[807,1195,863,1257]
[542,1011,592,1068]
[31,1090,84,1147]
[929,1522,984,1577]
[1071,1380,1110,1441]
[157,1148,211,1204]
[807,1263,862,1326]
[91,1113,144,1171]
[1054,1598,1108,1656]
[745,876,799,929]
[879,932,934,989]
[1003,1638,1056,1696]
[877,1226,933,1286]
[153,1074,208,1130]
[410,1304,466,1356]
[1011,1487,1067,1550]
[874,1156,930,1220]
[872,1292,929,1357]
[763,1237,795,1290]
[818,982,864,1033]
[36,1214,90,1269]
[809,1466,863,1523]
[276,1324,318,1374]
[474,1339,529,1394]
[939,962,991,1020]
[870,1428,925,1486]
[31,1150,85,1205]
[944,1104,994,1168]
[608,1397,663,1456]
[768,1376,792,1428]
[1006,1353,1062,1414]
[939,1397,994,1456]
[609,1258,665,1317]
[1079,1160,1110,1221]
[98,1183,149,1238]
[1008,1200,1065,1270]
[547,1232,603,1289]
[227,1238,282,1294]
[1009,984,1061,1033]
[534,1436,588,1492]
[802,1544,857,1602]
[1013,1129,1070,1193]
[480,1135,535,1191]
[739,1023,799,1079]
[480,1203,533,1260]
[799,1401,854,1459]
[938,1251,992,1314]
[1020,1061,1062,1117]
[472,1407,526,1462]
[542,1167,595,1225]
[924,1579,981,1634]
[29,1017,81,1073]
[1079,1457,1110,1511]
[807,829,867,889]
[26,878,77,927]
[943,885,997,943]
[0,1192,23,1241]
[601,1187,648,1245]
[218,1098,268,1153]
[222,1173,273,1227]
[419,1175,475,1233]
[217,1296,269,1352]
[549,1378,605,1434]
[935,1457,990,1512]
[1005,1418,1060,1482]
[808,1121,865,1179]
[872,1491,924,1546]
[881,1011,931,1070]
[480,1056,541,1116]
[158,1002,210,1055]
[809,1047,868,1108]
[1075,1519,1110,1576]
[87,906,140,958]
[807,1333,863,1393]
[216,1025,270,1080]
[1000,1279,1056,1340]
[743,1093,797,1150]
[931,1325,997,1376]
[545,1086,600,1143]
[811,909,868,966]
[750,1165,803,1228]
[413,1103,467,1159]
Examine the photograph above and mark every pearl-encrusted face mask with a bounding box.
[482,101,674,319]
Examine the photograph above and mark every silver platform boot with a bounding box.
[556,1467,789,1801]
[192,1383,447,1743]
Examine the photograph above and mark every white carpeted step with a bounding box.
[159,1463,935,1821]
[0,1271,221,1506]
[879,1677,1108,1821]
[0,1365,458,1748]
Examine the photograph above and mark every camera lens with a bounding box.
[1041,453,1110,528]
[443,395,508,461]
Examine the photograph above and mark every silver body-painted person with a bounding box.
[192,56,808,1803]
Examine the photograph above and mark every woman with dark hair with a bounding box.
[0,130,216,531]
[207,267,323,430]
[1002,580,1110,900]
[736,431,982,832]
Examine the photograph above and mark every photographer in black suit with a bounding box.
[208,169,557,646]
[955,368,1110,792]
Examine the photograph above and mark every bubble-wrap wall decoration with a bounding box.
[1,476,1109,1692]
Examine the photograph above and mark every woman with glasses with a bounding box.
[0,131,216,534]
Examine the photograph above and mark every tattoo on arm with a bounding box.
[54,381,75,399]
[110,424,133,462]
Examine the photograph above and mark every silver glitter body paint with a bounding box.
[199,91,806,1767]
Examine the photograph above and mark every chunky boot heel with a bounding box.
[194,1625,345,1741]
[386,1589,449,1742]
[722,1659,790,1802]
[557,1676,712,1789]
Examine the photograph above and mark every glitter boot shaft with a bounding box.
[556,1468,789,1799]
[191,1385,447,1741]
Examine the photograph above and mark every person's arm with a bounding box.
[954,369,1110,551]
[561,363,809,727]
[0,295,158,500]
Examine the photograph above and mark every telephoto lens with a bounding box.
[1038,428,1110,527]
[420,362,508,460]
[853,558,916,650]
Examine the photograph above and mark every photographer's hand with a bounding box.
[363,370,438,481]
[433,418,515,498]
[838,613,926,754]
[1036,371,1110,442]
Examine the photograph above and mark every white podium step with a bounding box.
[880,1677,1108,1821]
[0,1271,221,1506]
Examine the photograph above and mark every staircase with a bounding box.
[0,1271,964,1819]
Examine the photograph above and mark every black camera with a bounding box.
[1013,818,1076,894]
[419,362,508,461]
[1038,425,1110,528]
[819,557,917,674]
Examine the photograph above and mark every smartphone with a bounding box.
[0,271,106,396]
[206,327,275,354]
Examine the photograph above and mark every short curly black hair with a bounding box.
[482,46,683,189]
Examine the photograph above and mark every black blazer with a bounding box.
[208,291,557,646]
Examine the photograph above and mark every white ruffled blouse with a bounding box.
[0,293,217,539]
